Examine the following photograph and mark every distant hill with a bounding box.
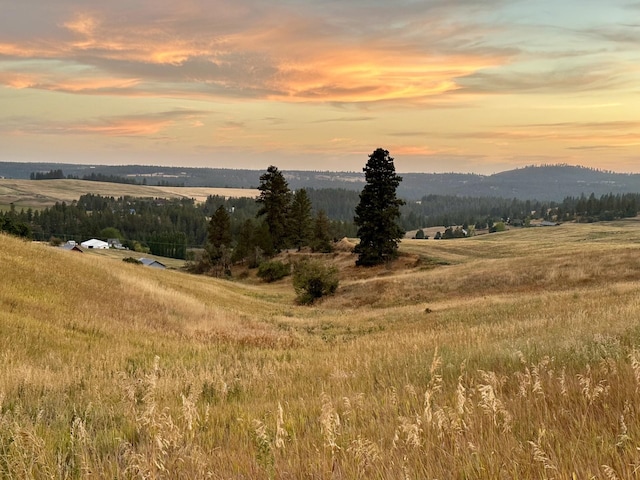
[1,162,640,201]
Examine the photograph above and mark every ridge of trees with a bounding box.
[81,173,145,185]
[30,169,66,180]
[7,162,640,201]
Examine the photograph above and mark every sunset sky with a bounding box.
[1,0,639,174]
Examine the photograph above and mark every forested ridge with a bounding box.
[4,162,640,201]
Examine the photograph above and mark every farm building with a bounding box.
[138,258,166,269]
[81,238,109,249]
[59,243,83,253]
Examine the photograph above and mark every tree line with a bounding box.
[401,192,640,229]
[5,164,639,263]
[30,169,66,180]
[30,169,146,185]
[3,186,354,261]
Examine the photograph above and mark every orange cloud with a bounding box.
[75,119,171,136]
[1,109,209,139]
[0,70,140,94]
[390,145,439,157]
[63,12,99,38]
[0,8,512,105]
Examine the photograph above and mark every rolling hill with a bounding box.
[3,219,640,477]
[0,178,257,210]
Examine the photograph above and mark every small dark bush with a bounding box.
[257,260,291,283]
[123,257,142,265]
[49,236,63,246]
[292,259,339,305]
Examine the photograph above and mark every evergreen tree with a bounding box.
[289,188,313,250]
[252,221,274,259]
[232,219,256,264]
[256,165,292,252]
[207,205,232,262]
[354,148,405,266]
[311,210,333,253]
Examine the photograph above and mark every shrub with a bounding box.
[49,236,63,246]
[292,259,339,305]
[490,222,506,233]
[132,241,150,254]
[122,257,142,264]
[257,260,291,283]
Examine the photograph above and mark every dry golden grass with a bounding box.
[79,246,188,270]
[0,179,257,209]
[3,220,640,478]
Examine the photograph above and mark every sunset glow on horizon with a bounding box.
[1,0,638,174]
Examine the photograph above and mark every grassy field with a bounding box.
[3,221,640,478]
[0,179,258,210]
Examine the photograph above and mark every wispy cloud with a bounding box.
[1,110,209,137]
[311,116,375,123]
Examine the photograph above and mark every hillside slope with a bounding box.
[0,178,257,209]
[3,225,640,477]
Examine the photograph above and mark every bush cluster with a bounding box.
[292,259,339,305]
[257,260,291,283]
[122,257,142,264]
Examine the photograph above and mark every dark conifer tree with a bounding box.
[311,210,333,253]
[256,165,292,252]
[232,219,256,264]
[353,148,405,266]
[289,188,313,250]
[207,205,232,261]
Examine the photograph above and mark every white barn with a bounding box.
[81,238,109,249]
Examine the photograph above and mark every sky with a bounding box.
[0,0,639,174]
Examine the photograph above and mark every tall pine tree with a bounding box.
[207,205,232,262]
[289,188,313,250]
[311,210,333,253]
[354,148,405,266]
[256,165,292,252]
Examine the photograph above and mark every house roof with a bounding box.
[138,258,166,268]
[59,244,83,252]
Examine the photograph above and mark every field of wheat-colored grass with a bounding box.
[3,220,640,478]
[0,179,257,210]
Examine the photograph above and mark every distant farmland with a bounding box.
[0,179,258,210]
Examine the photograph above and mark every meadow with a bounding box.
[0,179,257,210]
[2,220,640,478]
